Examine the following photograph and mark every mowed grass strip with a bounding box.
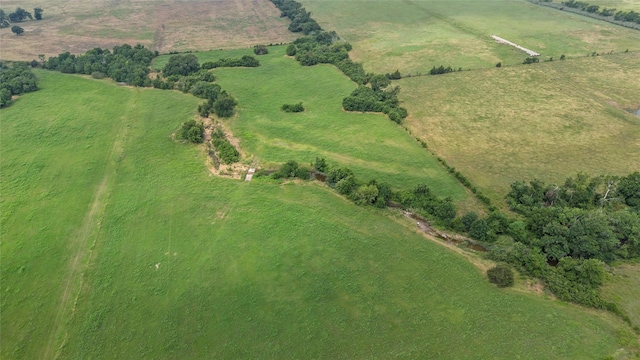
[399,52,640,201]
[299,0,640,74]
[157,46,467,199]
[0,0,297,61]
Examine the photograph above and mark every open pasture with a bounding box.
[155,46,468,198]
[0,0,297,61]
[2,67,638,359]
[299,0,640,74]
[398,52,640,201]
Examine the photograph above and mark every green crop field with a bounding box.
[155,46,467,197]
[2,68,638,358]
[398,52,640,201]
[299,0,640,74]
[0,0,297,61]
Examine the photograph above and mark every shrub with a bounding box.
[286,44,297,56]
[281,102,305,112]
[178,120,204,143]
[253,45,269,55]
[487,264,515,287]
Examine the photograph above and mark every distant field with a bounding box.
[601,263,640,329]
[0,0,297,61]
[155,46,468,198]
[398,52,640,201]
[2,69,637,359]
[299,0,640,74]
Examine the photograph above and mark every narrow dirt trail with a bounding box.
[42,102,132,360]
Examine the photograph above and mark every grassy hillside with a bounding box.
[155,46,468,198]
[299,0,640,74]
[601,263,640,329]
[399,52,640,201]
[1,69,637,359]
[0,0,297,61]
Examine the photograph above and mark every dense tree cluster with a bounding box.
[162,54,200,77]
[201,55,260,69]
[342,84,408,123]
[0,62,38,108]
[480,172,640,310]
[281,102,304,112]
[178,120,204,143]
[211,129,240,164]
[563,0,640,23]
[271,160,310,179]
[270,0,322,34]
[46,45,156,86]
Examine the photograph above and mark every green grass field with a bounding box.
[2,69,638,359]
[601,263,640,329]
[398,52,640,201]
[299,0,640,74]
[155,46,468,198]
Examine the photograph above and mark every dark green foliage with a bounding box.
[523,57,540,64]
[312,157,327,172]
[557,257,606,288]
[286,44,297,56]
[386,69,401,80]
[11,25,23,35]
[429,65,455,75]
[469,219,489,241]
[327,166,353,185]
[162,54,200,77]
[563,0,640,23]
[281,102,304,112]
[369,74,390,92]
[272,160,309,179]
[0,88,12,108]
[253,45,269,55]
[8,7,32,22]
[342,85,407,123]
[560,54,566,60]
[400,184,457,224]
[618,172,640,208]
[201,55,260,69]
[213,94,237,118]
[178,120,204,143]
[0,9,8,28]
[190,82,221,100]
[211,129,240,164]
[46,45,155,86]
[496,62,502,68]
[487,264,515,287]
[0,62,38,107]
[461,212,479,232]
[270,0,322,34]
[34,7,43,20]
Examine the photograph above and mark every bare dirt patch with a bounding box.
[0,0,298,61]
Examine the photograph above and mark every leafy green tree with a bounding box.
[9,8,32,22]
[0,88,12,107]
[34,8,43,20]
[487,264,515,287]
[179,120,204,143]
[461,211,479,232]
[286,44,297,56]
[354,184,379,205]
[469,219,489,241]
[618,172,640,208]
[162,54,200,77]
[253,45,269,55]
[213,94,237,118]
[11,25,24,35]
[312,157,327,172]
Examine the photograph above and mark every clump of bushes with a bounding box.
[0,61,38,108]
[178,120,204,143]
[201,55,259,69]
[281,102,305,112]
[487,264,515,287]
[211,129,240,164]
[253,45,269,55]
[523,57,540,64]
[163,54,200,77]
[429,65,457,75]
[271,160,309,179]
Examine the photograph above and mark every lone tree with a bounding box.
[11,25,24,35]
[253,45,269,55]
[34,8,44,20]
[487,264,515,288]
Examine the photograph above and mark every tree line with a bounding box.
[562,0,640,23]
[270,0,408,123]
[0,62,38,108]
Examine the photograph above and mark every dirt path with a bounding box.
[42,113,129,359]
